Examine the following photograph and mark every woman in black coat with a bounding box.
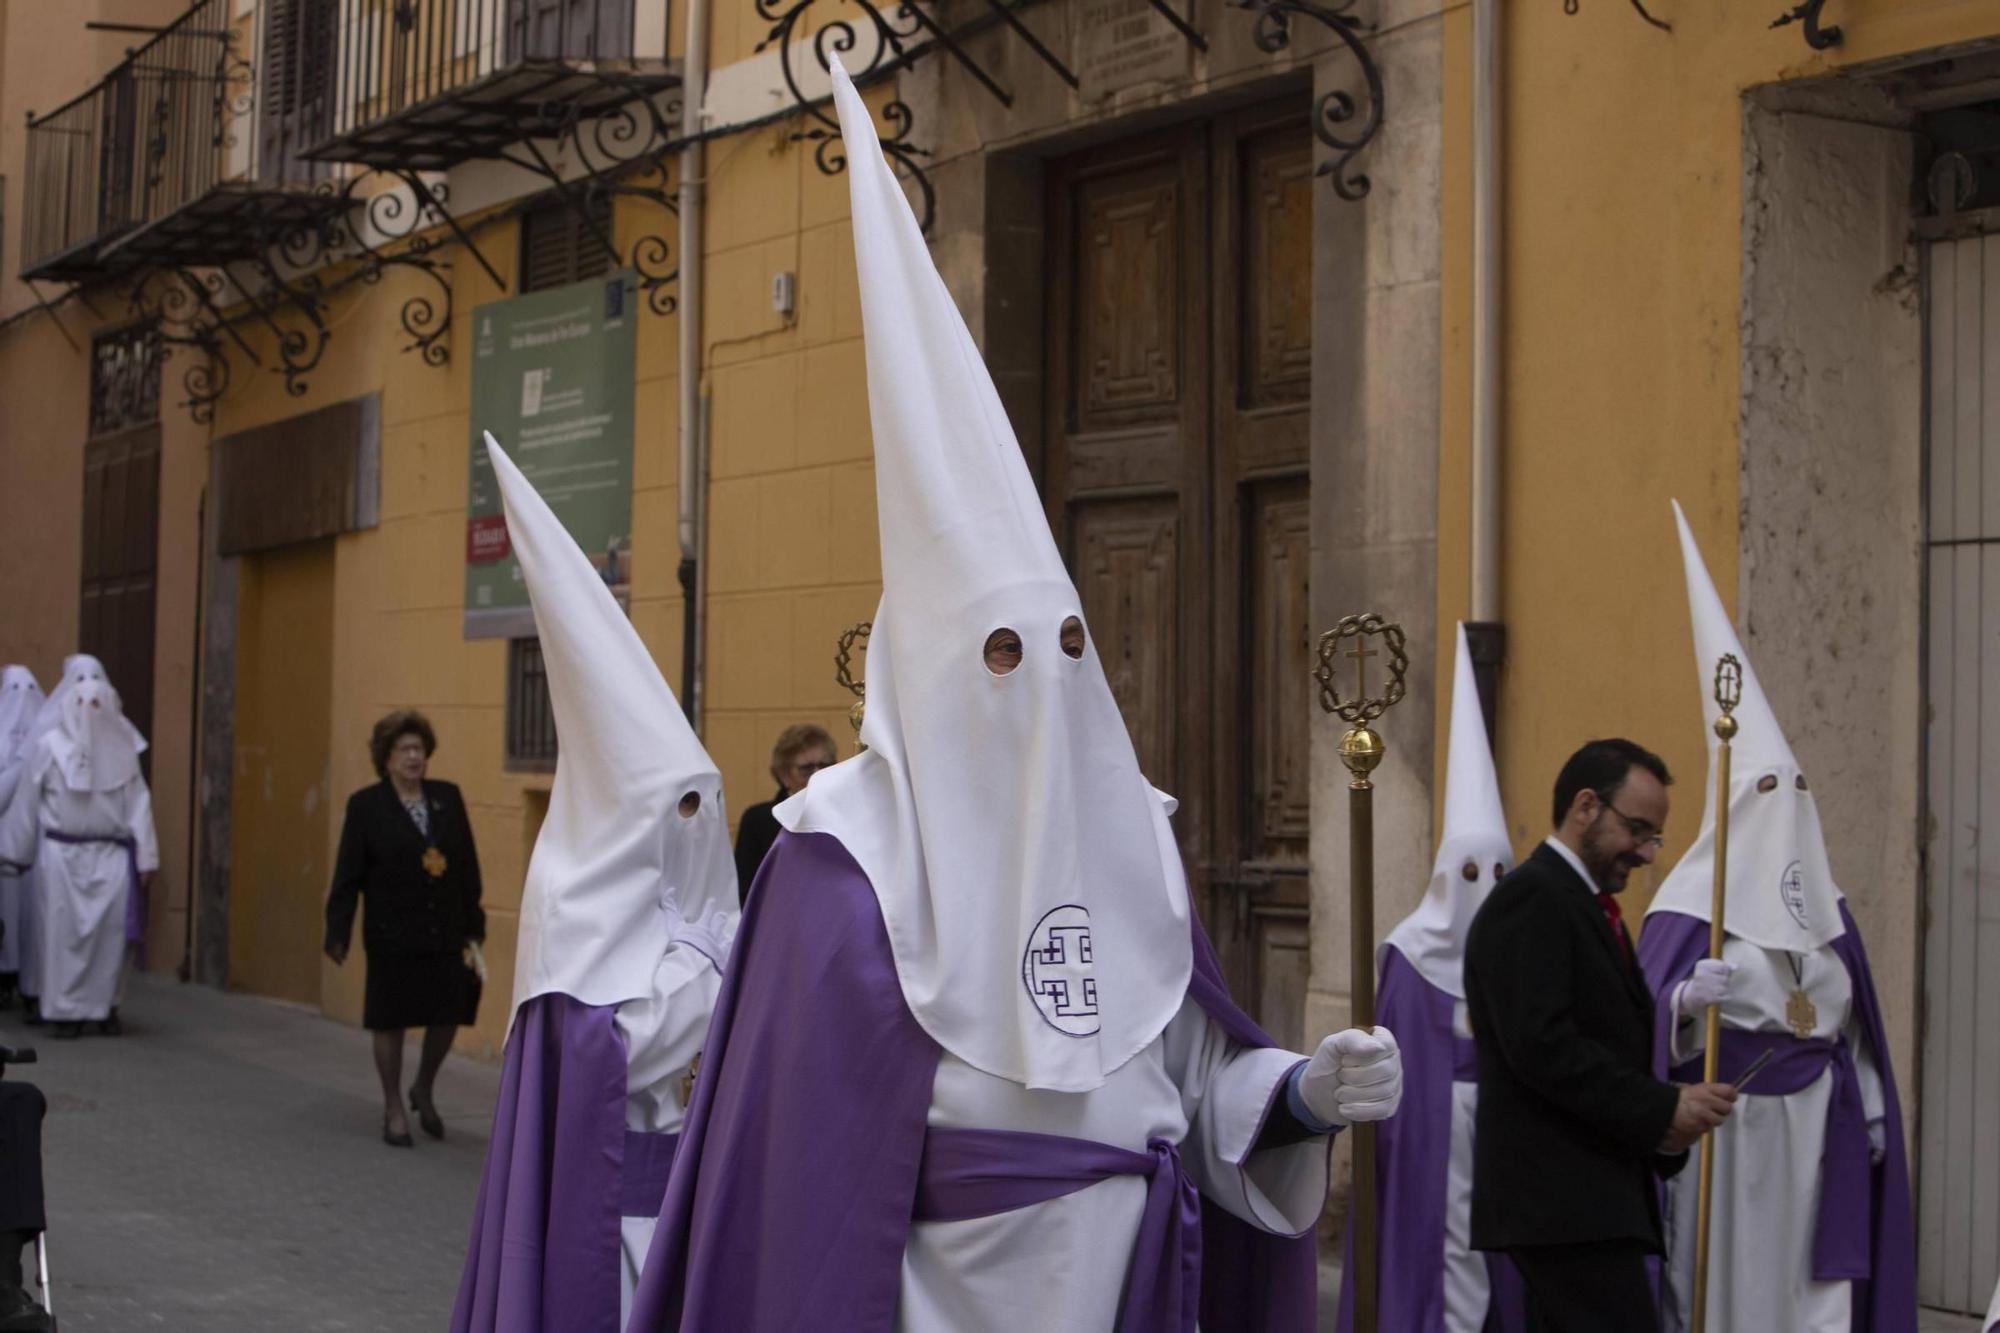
[324,710,485,1147]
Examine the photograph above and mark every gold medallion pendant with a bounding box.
[423,847,448,879]
[1786,987,1818,1040]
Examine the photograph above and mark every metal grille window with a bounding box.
[506,636,558,769]
[518,192,616,292]
[89,322,161,438]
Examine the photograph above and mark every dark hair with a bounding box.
[369,709,437,780]
[1551,738,1671,827]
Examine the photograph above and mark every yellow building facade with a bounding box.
[3,0,1999,1311]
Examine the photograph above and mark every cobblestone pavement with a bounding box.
[0,974,1985,1332]
[0,973,500,1332]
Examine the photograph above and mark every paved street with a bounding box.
[0,973,1986,1331]
[0,973,500,1331]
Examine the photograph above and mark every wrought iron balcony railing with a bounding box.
[18,0,342,284]
[304,0,680,171]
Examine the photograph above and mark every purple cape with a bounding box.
[450,992,659,1333]
[1637,906,1916,1333]
[626,829,1321,1332]
[1335,946,1525,1333]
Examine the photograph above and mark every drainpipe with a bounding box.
[677,0,710,728]
[1466,0,1506,746]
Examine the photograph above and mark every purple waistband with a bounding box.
[915,1126,1201,1333]
[1452,1034,1478,1083]
[1674,1028,1872,1280]
[45,830,146,950]
[619,1129,680,1218]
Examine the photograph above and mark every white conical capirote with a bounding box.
[1646,501,1844,951]
[48,677,140,793]
[34,654,145,755]
[776,60,1191,1093]
[0,667,46,811]
[0,667,42,766]
[485,433,738,1014]
[1385,625,1515,997]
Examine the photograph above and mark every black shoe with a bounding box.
[19,1000,40,1028]
[410,1087,445,1140]
[98,1008,122,1036]
[382,1116,414,1148]
[48,1023,80,1041]
[0,1286,52,1332]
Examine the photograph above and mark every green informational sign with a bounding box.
[464,270,638,639]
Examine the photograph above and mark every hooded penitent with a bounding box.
[776,58,1190,1096]
[1638,501,1915,1333]
[48,678,141,795]
[1386,623,1515,998]
[484,432,737,1013]
[33,655,146,756]
[1647,501,1844,952]
[0,666,45,977]
[452,436,738,1333]
[0,668,43,808]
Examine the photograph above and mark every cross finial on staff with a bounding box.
[1347,638,1378,701]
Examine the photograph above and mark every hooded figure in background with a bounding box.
[0,667,45,1009]
[1638,502,1915,1333]
[0,676,156,1038]
[624,57,1404,1333]
[1338,626,1525,1333]
[449,436,739,1333]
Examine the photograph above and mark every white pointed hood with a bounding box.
[0,667,46,810]
[34,654,146,754]
[776,60,1191,1093]
[1386,625,1514,998]
[49,677,141,793]
[1646,501,1844,951]
[485,433,738,1014]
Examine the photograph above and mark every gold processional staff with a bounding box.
[1690,653,1742,1333]
[1312,612,1409,1333]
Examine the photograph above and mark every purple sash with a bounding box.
[1672,1028,1872,1280]
[914,1126,1201,1333]
[44,829,145,950]
[1451,1033,1479,1083]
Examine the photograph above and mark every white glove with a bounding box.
[1674,959,1736,1022]
[1299,1027,1403,1126]
[1868,1118,1886,1165]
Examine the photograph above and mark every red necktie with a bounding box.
[1597,892,1635,966]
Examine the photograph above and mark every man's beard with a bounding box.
[1580,817,1641,892]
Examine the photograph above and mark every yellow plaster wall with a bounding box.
[1431,0,2000,916]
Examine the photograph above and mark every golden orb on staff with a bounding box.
[1311,612,1409,1333]
[1691,652,1742,1333]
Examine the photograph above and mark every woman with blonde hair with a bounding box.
[731,723,835,901]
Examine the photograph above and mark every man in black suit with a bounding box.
[1465,738,1737,1332]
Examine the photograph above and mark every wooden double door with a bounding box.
[1044,99,1314,1047]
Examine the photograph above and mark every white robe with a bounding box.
[1443,1000,1488,1333]
[899,994,1324,1332]
[613,941,724,1327]
[0,744,157,1022]
[1661,937,1886,1333]
[1984,1273,1999,1333]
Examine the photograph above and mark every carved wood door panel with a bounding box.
[79,424,161,754]
[1047,101,1311,1039]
